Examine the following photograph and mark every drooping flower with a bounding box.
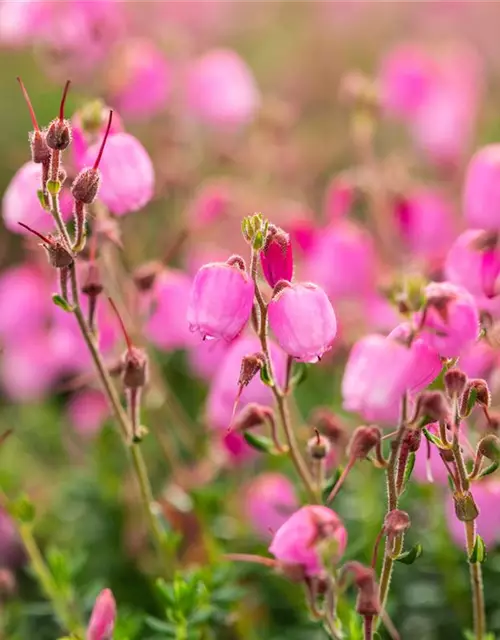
[260,225,293,288]
[268,282,337,363]
[67,390,109,438]
[188,260,255,342]
[244,473,298,539]
[269,505,347,576]
[463,144,500,231]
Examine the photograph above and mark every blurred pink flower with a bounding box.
[145,269,195,352]
[67,389,109,437]
[0,509,22,568]
[269,505,347,576]
[2,162,71,234]
[0,264,49,341]
[84,133,154,216]
[71,106,124,173]
[187,338,231,382]
[458,341,496,380]
[244,473,298,539]
[108,38,172,120]
[323,176,354,222]
[303,221,376,300]
[206,336,286,430]
[221,431,255,464]
[87,588,116,640]
[445,480,500,548]
[268,282,337,363]
[186,48,260,127]
[187,182,231,230]
[464,144,500,231]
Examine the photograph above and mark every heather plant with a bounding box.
[3,3,500,640]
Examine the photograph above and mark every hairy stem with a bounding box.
[465,520,485,640]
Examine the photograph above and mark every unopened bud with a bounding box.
[348,425,381,460]
[133,261,163,292]
[46,117,71,151]
[71,167,101,204]
[444,368,468,399]
[453,491,479,522]
[260,224,293,288]
[478,434,500,462]
[29,130,51,164]
[82,262,103,297]
[342,562,379,617]
[402,428,422,453]
[307,430,331,460]
[412,391,451,425]
[87,588,116,640]
[238,353,265,388]
[231,403,273,431]
[122,347,148,389]
[18,222,74,269]
[461,379,491,417]
[384,509,411,538]
[310,408,346,445]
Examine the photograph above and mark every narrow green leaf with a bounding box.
[422,427,443,448]
[290,362,308,388]
[243,431,278,454]
[9,494,35,524]
[322,467,342,502]
[469,535,486,564]
[401,452,416,492]
[259,363,274,387]
[395,543,423,565]
[36,189,50,210]
[479,461,499,479]
[52,294,74,312]
[464,387,478,416]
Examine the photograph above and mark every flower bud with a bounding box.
[188,260,255,342]
[444,368,468,399]
[464,144,500,231]
[348,425,381,460]
[133,261,163,292]
[384,509,411,539]
[260,224,293,288]
[81,262,103,298]
[238,353,265,388]
[268,281,337,363]
[17,222,73,269]
[309,408,347,447]
[122,346,148,390]
[341,562,380,617]
[307,431,331,460]
[412,391,451,425]
[403,427,422,453]
[16,77,50,164]
[460,379,491,417]
[87,588,116,640]
[46,81,72,151]
[478,434,500,462]
[453,491,479,522]
[232,403,273,432]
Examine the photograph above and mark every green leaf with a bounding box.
[46,179,61,195]
[243,431,280,454]
[422,427,443,448]
[290,362,308,388]
[469,535,487,564]
[36,189,50,210]
[322,467,342,502]
[9,493,35,523]
[259,363,274,387]
[401,452,416,492]
[52,293,74,312]
[464,387,478,417]
[395,543,423,565]
[253,230,264,251]
[479,461,499,478]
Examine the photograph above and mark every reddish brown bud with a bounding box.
[17,222,73,269]
[402,428,422,453]
[439,448,455,463]
[478,434,500,462]
[460,378,491,417]
[123,346,148,389]
[453,491,479,522]
[226,255,246,271]
[348,425,381,460]
[309,408,347,446]
[412,391,451,424]
[81,262,103,297]
[342,562,380,617]
[444,368,468,399]
[238,353,265,388]
[133,261,163,292]
[46,81,72,151]
[71,167,101,204]
[307,430,331,460]
[384,509,411,538]
[29,130,51,164]
[231,403,273,432]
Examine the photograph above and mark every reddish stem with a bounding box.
[16,77,39,131]
[17,221,52,245]
[93,110,113,170]
[108,296,133,353]
[224,553,277,568]
[59,80,71,121]
[327,458,355,504]
[371,526,385,569]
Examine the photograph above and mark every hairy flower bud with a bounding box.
[478,434,500,462]
[348,425,381,460]
[122,346,148,390]
[260,224,293,288]
[444,368,468,399]
[29,130,51,164]
[412,391,451,425]
[17,222,73,269]
[384,509,411,539]
[453,491,479,522]
[238,353,265,388]
[46,81,72,151]
[307,431,331,460]
[460,378,491,417]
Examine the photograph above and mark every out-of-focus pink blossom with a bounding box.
[260,227,293,288]
[446,480,500,548]
[323,176,354,222]
[342,331,441,424]
[394,189,456,260]
[0,509,23,568]
[304,221,376,300]
[463,145,500,231]
[244,473,298,539]
[446,230,500,302]
[416,282,479,358]
[221,431,255,464]
[188,261,254,342]
[2,162,71,233]
[84,133,154,216]
[459,341,496,379]
[87,588,116,640]
[71,105,124,172]
[145,269,195,351]
[268,282,337,363]
[206,336,286,430]
[108,39,172,120]
[186,48,260,127]
[187,182,231,231]
[187,338,231,382]
[269,505,347,576]
[67,390,109,437]
[0,265,48,340]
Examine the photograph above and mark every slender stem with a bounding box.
[465,520,485,640]
[48,191,72,251]
[224,553,278,568]
[18,524,85,638]
[364,615,374,640]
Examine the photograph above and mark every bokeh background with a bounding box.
[1,2,500,639]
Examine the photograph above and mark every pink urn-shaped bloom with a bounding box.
[87,588,116,640]
[445,480,500,549]
[244,473,298,539]
[188,260,255,342]
[464,145,500,231]
[84,133,154,216]
[342,331,441,424]
[206,336,286,430]
[2,162,71,233]
[269,505,347,576]
[268,282,337,363]
[393,189,455,260]
[260,226,293,288]
[186,48,260,127]
[108,39,172,120]
[416,282,479,358]
[304,221,376,300]
[145,269,195,351]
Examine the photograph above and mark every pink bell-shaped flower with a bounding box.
[87,588,116,640]
[268,281,337,363]
[416,282,480,358]
[446,480,500,549]
[260,225,293,288]
[244,473,298,539]
[188,259,254,342]
[269,505,347,576]
[84,133,154,216]
[464,144,500,231]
